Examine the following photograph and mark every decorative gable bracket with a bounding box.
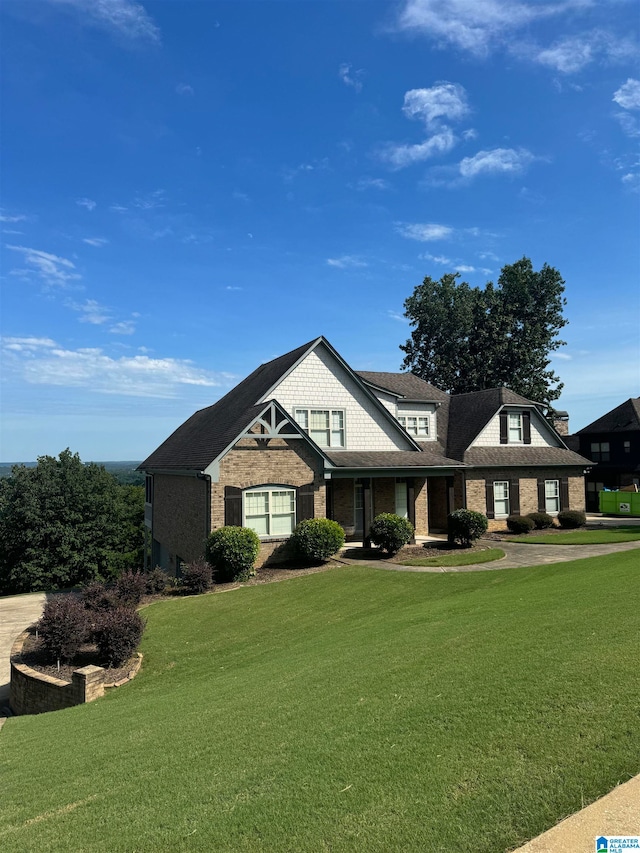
[239,401,305,442]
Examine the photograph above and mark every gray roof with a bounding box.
[356,371,448,402]
[324,449,463,469]
[139,339,318,470]
[577,398,640,434]
[446,387,537,460]
[463,447,591,467]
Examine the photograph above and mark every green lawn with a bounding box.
[1,554,639,852]
[400,547,504,567]
[511,527,640,544]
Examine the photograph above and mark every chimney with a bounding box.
[552,410,569,436]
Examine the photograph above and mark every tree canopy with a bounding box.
[400,257,568,407]
[0,449,144,595]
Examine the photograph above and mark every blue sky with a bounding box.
[1,0,639,462]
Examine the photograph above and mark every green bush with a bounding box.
[369,514,414,556]
[290,518,345,563]
[507,515,535,534]
[447,509,488,547]
[144,567,173,595]
[206,526,260,583]
[526,511,554,530]
[557,510,587,529]
[180,558,213,594]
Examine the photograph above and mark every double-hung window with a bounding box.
[544,479,560,513]
[295,408,345,447]
[244,487,296,537]
[398,415,429,437]
[590,442,610,462]
[493,481,510,517]
[508,413,523,443]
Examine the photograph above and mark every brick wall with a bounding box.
[153,474,209,571]
[332,479,356,537]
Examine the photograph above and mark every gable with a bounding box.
[263,344,416,451]
[473,406,563,449]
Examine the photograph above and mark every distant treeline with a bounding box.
[0,461,144,486]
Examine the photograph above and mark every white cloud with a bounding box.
[380,128,457,169]
[82,237,109,247]
[176,83,194,96]
[387,310,409,323]
[76,197,97,211]
[455,264,476,272]
[67,299,111,325]
[462,128,478,140]
[49,0,160,43]
[326,255,368,269]
[354,177,391,191]
[109,321,136,335]
[459,147,536,178]
[339,63,364,93]
[109,204,128,213]
[396,222,453,241]
[615,112,640,138]
[420,252,452,264]
[1,337,233,398]
[613,78,640,111]
[402,83,469,128]
[0,210,27,223]
[6,245,82,287]
[535,35,596,74]
[133,189,166,210]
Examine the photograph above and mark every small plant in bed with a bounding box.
[206,526,260,582]
[369,513,414,556]
[526,511,554,530]
[290,518,345,563]
[557,510,587,529]
[507,515,535,534]
[447,509,488,547]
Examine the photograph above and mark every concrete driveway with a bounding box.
[0,591,47,712]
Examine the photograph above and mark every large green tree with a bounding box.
[400,257,568,406]
[0,449,144,595]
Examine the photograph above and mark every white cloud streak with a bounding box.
[0,211,27,223]
[176,83,194,96]
[613,78,640,111]
[67,299,112,325]
[82,237,109,247]
[76,198,97,211]
[1,337,233,398]
[459,147,536,178]
[381,129,457,169]
[396,222,453,241]
[49,0,160,43]
[339,63,364,93]
[6,245,82,287]
[402,83,469,128]
[326,255,368,269]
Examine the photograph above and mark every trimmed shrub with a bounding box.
[527,511,554,530]
[115,570,146,607]
[94,607,145,667]
[37,595,88,666]
[81,581,118,613]
[558,509,587,529]
[290,518,345,563]
[369,513,414,556]
[180,558,213,595]
[144,567,172,595]
[206,526,260,583]
[507,515,535,534]
[447,509,489,547]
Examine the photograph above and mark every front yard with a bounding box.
[1,553,638,852]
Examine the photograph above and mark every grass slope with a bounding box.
[1,554,639,852]
[511,528,640,544]
[400,547,504,566]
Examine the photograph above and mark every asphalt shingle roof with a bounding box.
[323,449,463,469]
[356,371,448,402]
[576,398,640,434]
[463,447,591,467]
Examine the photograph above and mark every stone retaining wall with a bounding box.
[10,630,142,716]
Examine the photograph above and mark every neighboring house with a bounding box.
[139,337,589,572]
[568,398,640,512]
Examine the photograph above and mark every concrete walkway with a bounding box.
[0,591,47,715]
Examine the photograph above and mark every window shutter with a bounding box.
[499,412,508,444]
[510,479,520,515]
[224,486,242,526]
[560,477,570,510]
[537,479,545,512]
[523,411,531,444]
[296,482,315,522]
[485,481,495,519]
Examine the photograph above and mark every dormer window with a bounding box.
[295,408,345,447]
[508,413,523,443]
[500,410,531,444]
[398,415,429,437]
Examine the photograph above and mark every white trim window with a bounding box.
[398,415,429,437]
[545,480,560,513]
[295,408,345,447]
[494,481,510,517]
[244,486,296,537]
[508,413,523,443]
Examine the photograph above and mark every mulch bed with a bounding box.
[14,629,137,685]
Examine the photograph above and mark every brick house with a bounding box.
[568,398,640,511]
[139,337,589,572]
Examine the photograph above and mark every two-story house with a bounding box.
[139,337,589,572]
[569,398,640,511]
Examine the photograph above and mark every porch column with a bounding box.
[362,478,372,547]
[447,476,455,515]
[407,478,416,544]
